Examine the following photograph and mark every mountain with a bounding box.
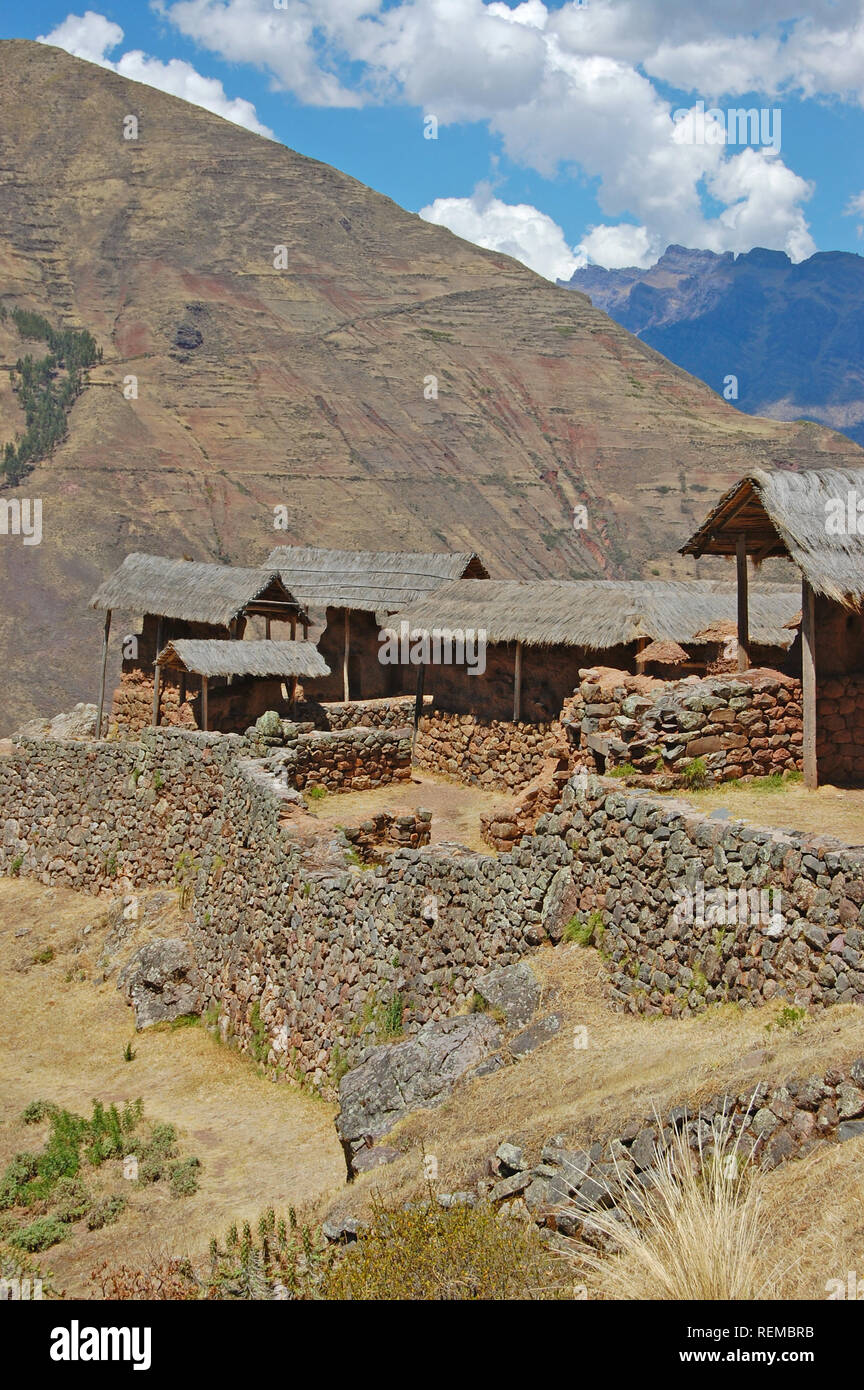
[561,244,864,446]
[0,41,861,731]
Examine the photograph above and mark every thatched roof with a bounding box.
[155,640,329,680]
[267,546,488,613]
[91,553,303,626]
[680,467,864,606]
[386,580,799,650]
[638,639,689,666]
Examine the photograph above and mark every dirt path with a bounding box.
[307,770,512,851]
[0,879,346,1297]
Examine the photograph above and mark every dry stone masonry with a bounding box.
[566,667,803,785]
[556,776,864,1014]
[414,711,562,790]
[420,1057,864,1249]
[0,725,857,1090]
[0,728,574,1090]
[568,666,864,788]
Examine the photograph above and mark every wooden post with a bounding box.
[290,614,297,640]
[343,608,351,702]
[265,616,272,640]
[201,675,209,732]
[96,609,112,739]
[635,636,649,674]
[179,672,186,707]
[412,663,426,754]
[151,618,164,726]
[736,534,750,672]
[513,641,523,722]
[801,578,817,790]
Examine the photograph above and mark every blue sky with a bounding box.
[3,1,864,279]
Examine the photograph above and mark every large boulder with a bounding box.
[118,937,201,1029]
[473,962,540,1031]
[541,867,580,942]
[337,1015,502,1170]
[15,703,97,740]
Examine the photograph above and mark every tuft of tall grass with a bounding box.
[568,1108,791,1300]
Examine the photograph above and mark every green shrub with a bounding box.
[53,1176,92,1223]
[250,1002,269,1063]
[608,762,638,779]
[771,1005,808,1031]
[9,1216,68,1253]
[136,1122,180,1184]
[0,1154,39,1210]
[562,914,593,946]
[168,1158,201,1199]
[682,757,709,790]
[86,1195,126,1230]
[322,1199,565,1300]
[329,1044,350,1085]
[205,1206,331,1300]
[20,1100,58,1126]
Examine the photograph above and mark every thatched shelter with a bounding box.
[155,640,329,730]
[386,579,798,721]
[91,553,305,629]
[681,467,864,605]
[267,546,488,701]
[681,466,864,787]
[90,553,308,736]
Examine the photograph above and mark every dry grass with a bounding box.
[670,778,864,845]
[0,878,345,1296]
[756,1138,864,1298]
[320,944,864,1230]
[569,1114,788,1301]
[307,770,511,852]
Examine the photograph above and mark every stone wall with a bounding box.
[553,776,864,1015]
[110,669,197,733]
[0,730,859,1091]
[300,696,422,732]
[276,727,412,792]
[817,675,864,783]
[568,666,864,788]
[407,1057,864,1251]
[341,808,432,860]
[566,667,803,785]
[414,711,564,790]
[0,729,574,1091]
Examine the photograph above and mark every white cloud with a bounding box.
[37,10,123,63]
[706,148,815,262]
[158,0,361,107]
[420,186,581,280]
[844,190,864,239]
[153,0,829,265]
[37,10,273,135]
[576,223,659,270]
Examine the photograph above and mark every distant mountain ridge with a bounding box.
[561,245,864,445]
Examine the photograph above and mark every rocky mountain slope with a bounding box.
[0,41,861,729]
[563,244,864,446]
